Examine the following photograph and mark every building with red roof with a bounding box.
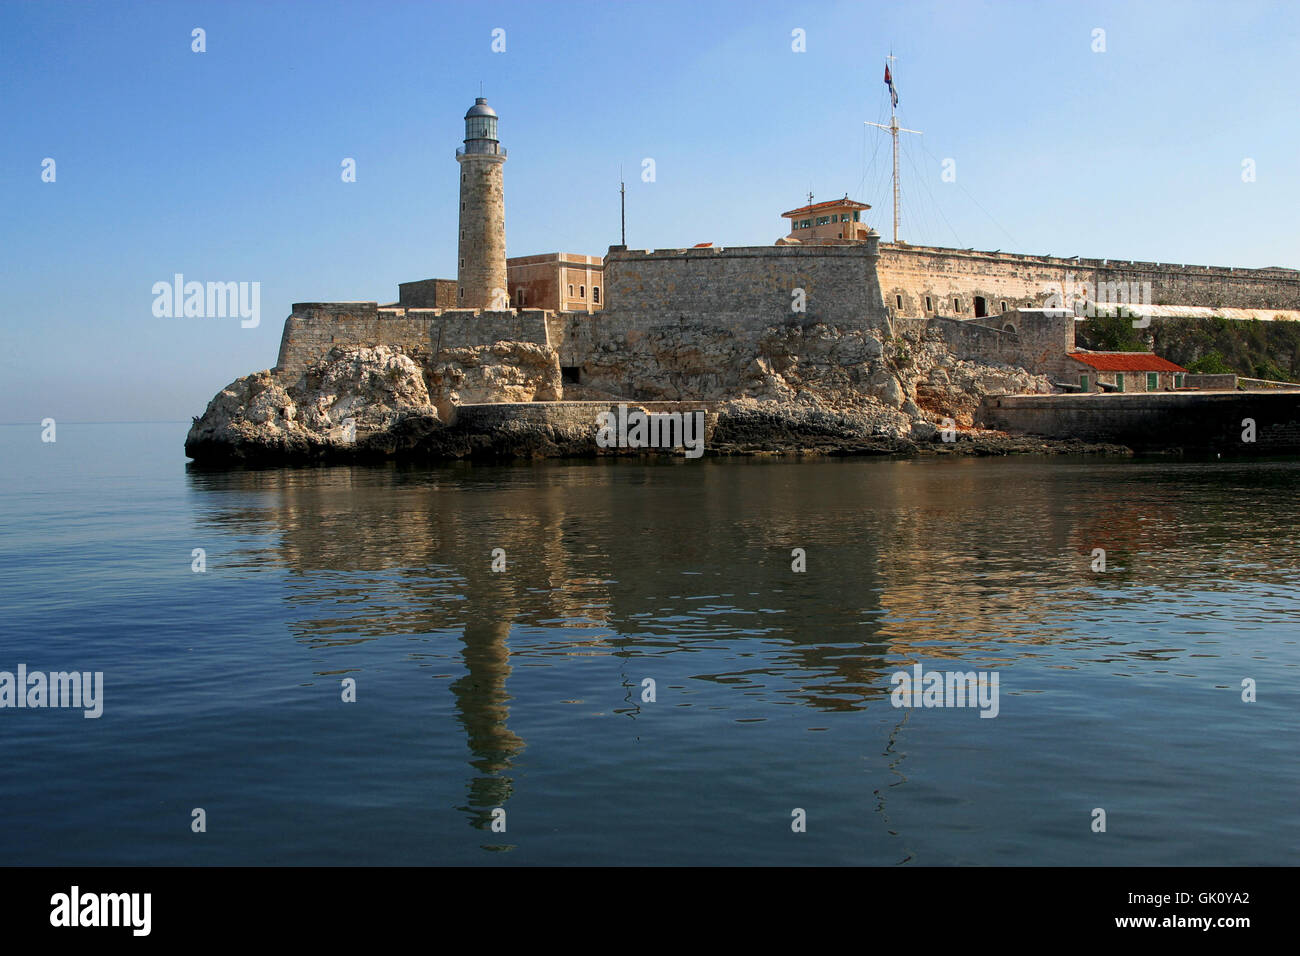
[1064,350,1188,393]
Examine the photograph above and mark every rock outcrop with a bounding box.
[186,322,1064,463]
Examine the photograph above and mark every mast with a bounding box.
[866,52,921,243]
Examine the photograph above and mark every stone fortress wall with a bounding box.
[276,302,549,376]
[598,242,887,329]
[276,242,891,383]
[545,242,889,375]
[877,243,1300,319]
[274,241,1300,398]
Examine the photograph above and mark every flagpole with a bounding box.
[888,52,899,244]
[866,52,921,244]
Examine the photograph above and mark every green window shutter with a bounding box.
[1080,374,1090,391]
[1116,374,1125,392]
[1147,372,1158,390]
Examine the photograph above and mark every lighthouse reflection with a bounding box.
[451,607,524,838]
[181,456,1284,854]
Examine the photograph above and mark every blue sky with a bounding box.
[3,0,1299,423]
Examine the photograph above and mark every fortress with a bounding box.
[187,97,1300,461]
[276,98,1300,393]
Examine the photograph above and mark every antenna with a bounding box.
[866,51,922,243]
[620,167,626,247]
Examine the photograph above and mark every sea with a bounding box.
[1,422,1296,865]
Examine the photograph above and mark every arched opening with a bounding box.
[974,296,988,318]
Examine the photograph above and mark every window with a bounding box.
[1175,373,1185,387]
[895,295,903,309]
[460,230,465,240]
[1115,373,1125,392]
[954,297,961,312]
[459,259,464,269]
[592,287,600,303]
[853,211,861,222]
[568,284,574,297]
[841,213,850,222]
[974,296,988,318]
[515,288,526,307]
[458,287,463,300]
[1000,301,1008,313]
[461,202,465,211]
[1080,374,1090,391]
[579,285,585,299]
[1147,372,1158,391]
[925,296,932,313]
[466,116,496,140]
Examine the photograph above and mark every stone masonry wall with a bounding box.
[878,243,1300,318]
[397,278,457,309]
[601,241,888,330]
[275,303,551,377]
[981,391,1300,453]
[456,152,508,309]
[924,309,1077,379]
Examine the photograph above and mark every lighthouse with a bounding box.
[456,97,508,310]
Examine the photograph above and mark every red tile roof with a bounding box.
[1066,351,1187,372]
[781,197,871,218]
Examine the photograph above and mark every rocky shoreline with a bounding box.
[186,330,1132,465]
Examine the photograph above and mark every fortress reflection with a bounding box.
[184,457,1300,834]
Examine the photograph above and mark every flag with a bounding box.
[884,64,898,108]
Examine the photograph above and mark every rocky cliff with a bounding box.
[186,322,1057,463]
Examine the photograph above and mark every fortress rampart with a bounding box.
[877,243,1300,317]
[275,302,550,375]
[273,242,1300,397]
[601,242,887,329]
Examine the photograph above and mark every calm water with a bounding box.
[1,423,1296,865]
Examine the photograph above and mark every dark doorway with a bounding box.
[561,366,581,385]
[974,296,988,318]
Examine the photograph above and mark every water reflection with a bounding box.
[184,457,1300,844]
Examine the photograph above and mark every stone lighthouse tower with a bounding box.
[456,97,508,310]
